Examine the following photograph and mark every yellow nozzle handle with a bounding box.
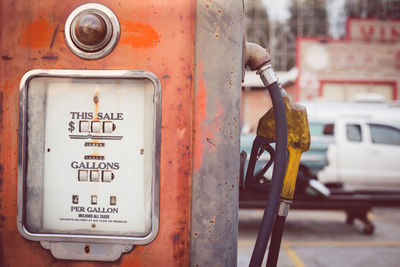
[280,147,302,200]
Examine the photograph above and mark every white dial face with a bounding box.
[31,77,155,236]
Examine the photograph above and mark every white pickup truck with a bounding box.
[310,118,400,188]
[303,102,400,189]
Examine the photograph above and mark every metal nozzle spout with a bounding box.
[245,42,271,71]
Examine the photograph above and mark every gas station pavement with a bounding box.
[238,207,400,267]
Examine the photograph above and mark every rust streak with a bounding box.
[0,92,3,129]
[0,164,3,192]
[49,24,59,48]
[206,137,215,146]
[41,54,58,60]
[193,62,207,172]
[209,216,216,224]
[93,92,99,121]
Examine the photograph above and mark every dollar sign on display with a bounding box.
[68,121,75,133]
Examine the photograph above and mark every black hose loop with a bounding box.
[249,81,287,267]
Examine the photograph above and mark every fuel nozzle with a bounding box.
[253,77,311,267]
[245,42,311,200]
[257,93,311,201]
[245,42,311,267]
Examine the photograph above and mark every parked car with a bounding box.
[302,101,400,189]
[313,118,400,189]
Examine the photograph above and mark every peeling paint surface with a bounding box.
[0,0,195,266]
[191,0,243,266]
[121,21,161,49]
[21,17,53,48]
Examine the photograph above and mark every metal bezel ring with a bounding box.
[65,3,120,60]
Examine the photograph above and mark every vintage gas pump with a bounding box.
[0,0,309,266]
[0,1,242,265]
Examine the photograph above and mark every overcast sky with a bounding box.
[261,0,346,38]
[261,0,291,23]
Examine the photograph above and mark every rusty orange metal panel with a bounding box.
[0,0,195,266]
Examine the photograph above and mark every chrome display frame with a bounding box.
[18,69,161,246]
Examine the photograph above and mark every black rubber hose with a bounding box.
[266,215,287,267]
[249,81,287,267]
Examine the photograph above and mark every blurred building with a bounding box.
[245,0,328,72]
[242,0,400,132]
[244,0,323,131]
[242,69,298,133]
[245,0,400,72]
[297,19,400,101]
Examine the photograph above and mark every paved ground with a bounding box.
[238,207,400,267]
